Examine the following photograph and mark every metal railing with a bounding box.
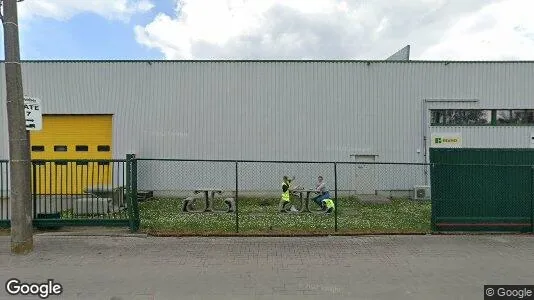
[0,158,136,229]
[0,160,8,222]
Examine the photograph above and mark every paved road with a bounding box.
[1,234,534,299]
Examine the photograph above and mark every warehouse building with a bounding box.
[0,54,533,198]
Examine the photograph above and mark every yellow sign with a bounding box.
[431,133,462,148]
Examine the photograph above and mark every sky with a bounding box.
[0,0,533,61]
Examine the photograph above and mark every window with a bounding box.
[33,161,45,166]
[54,145,67,152]
[98,161,110,166]
[55,161,68,166]
[430,110,445,125]
[496,110,511,124]
[76,145,89,152]
[97,145,110,152]
[496,109,534,125]
[31,145,45,152]
[430,109,491,126]
[431,109,534,126]
[76,161,88,166]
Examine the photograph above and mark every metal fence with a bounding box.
[135,160,430,198]
[429,148,534,232]
[0,160,8,222]
[135,158,432,234]
[2,156,532,234]
[431,163,534,232]
[0,159,136,229]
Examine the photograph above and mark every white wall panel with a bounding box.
[0,61,532,194]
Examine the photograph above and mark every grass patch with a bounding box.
[337,197,431,234]
[139,196,431,235]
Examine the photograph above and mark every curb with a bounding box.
[144,232,534,238]
[36,232,148,238]
[145,232,432,237]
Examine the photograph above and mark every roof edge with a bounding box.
[0,59,533,64]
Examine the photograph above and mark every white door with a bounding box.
[353,155,377,195]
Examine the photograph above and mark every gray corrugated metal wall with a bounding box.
[0,61,533,195]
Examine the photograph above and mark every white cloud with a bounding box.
[419,0,534,60]
[17,0,154,23]
[134,0,534,60]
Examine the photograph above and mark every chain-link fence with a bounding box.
[335,162,430,234]
[237,161,337,234]
[136,159,237,234]
[134,159,435,234]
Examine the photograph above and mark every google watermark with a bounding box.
[5,278,63,299]
[485,285,534,299]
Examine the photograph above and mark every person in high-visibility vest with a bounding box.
[312,176,331,211]
[279,175,293,213]
[321,198,335,214]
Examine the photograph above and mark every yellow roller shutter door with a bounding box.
[30,115,113,195]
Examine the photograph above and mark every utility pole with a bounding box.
[0,0,33,254]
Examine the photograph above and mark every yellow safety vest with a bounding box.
[281,181,290,202]
[323,199,335,210]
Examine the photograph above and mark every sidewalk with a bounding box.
[1,234,534,299]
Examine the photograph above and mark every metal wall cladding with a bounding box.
[430,126,534,148]
[0,61,533,193]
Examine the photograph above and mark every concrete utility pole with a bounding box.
[0,0,33,254]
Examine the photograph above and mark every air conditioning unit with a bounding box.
[413,185,431,200]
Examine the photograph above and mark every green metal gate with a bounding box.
[430,148,534,232]
[0,154,139,232]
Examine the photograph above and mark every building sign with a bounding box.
[24,97,42,131]
[431,132,462,148]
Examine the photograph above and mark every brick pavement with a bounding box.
[0,234,534,299]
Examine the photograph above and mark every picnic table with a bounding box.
[291,188,320,213]
[194,189,223,212]
[182,189,236,213]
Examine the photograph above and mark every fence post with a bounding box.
[531,166,534,233]
[126,154,134,232]
[235,161,239,233]
[334,162,338,232]
[131,156,139,232]
[31,161,37,219]
[430,163,437,233]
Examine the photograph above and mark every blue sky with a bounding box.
[14,15,159,60]
[1,0,533,61]
[0,0,172,60]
